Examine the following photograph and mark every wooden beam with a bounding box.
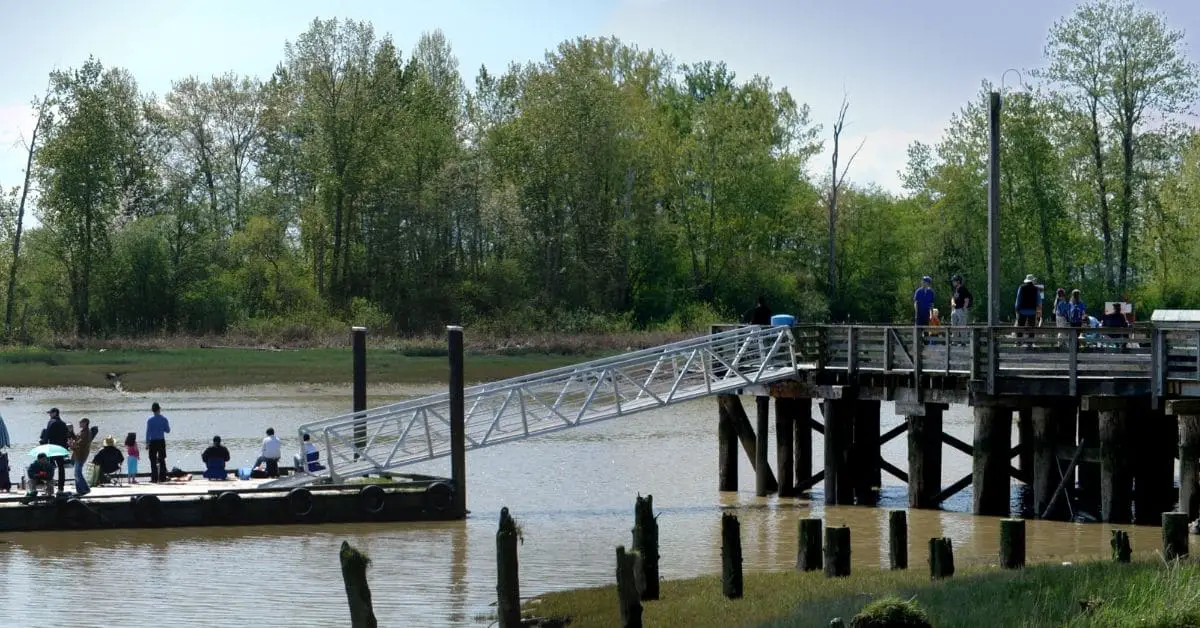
[879,422,907,446]
[809,417,825,435]
[1081,396,1147,412]
[794,470,825,493]
[1166,399,1200,416]
[1055,445,1100,464]
[880,459,909,484]
[942,432,973,456]
[932,473,973,504]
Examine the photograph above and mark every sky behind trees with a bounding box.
[3,0,1196,195]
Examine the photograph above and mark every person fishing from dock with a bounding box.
[26,453,54,499]
[255,427,282,478]
[145,402,171,483]
[70,418,93,496]
[201,436,231,480]
[40,408,70,493]
[92,436,124,484]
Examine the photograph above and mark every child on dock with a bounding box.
[125,432,140,484]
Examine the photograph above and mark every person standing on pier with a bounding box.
[145,402,171,483]
[40,408,69,493]
[745,296,772,325]
[913,276,935,326]
[949,275,972,327]
[70,418,93,496]
[1014,275,1042,329]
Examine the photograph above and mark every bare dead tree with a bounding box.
[6,86,53,341]
[827,95,866,316]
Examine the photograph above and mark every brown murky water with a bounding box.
[0,386,1183,627]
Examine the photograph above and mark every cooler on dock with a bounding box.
[769,314,795,327]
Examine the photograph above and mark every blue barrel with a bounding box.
[770,314,795,327]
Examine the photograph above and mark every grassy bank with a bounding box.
[525,560,1200,627]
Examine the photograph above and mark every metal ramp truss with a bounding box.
[275,325,800,486]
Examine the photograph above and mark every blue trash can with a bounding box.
[770,314,795,327]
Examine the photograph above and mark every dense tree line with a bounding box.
[0,1,1196,341]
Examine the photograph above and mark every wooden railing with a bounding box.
[713,323,1200,402]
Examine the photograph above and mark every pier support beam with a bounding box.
[1031,403,1074,520]
[718,395,778,493]
[775,398,796,497]
[823,399,854,505]
[448,326,467,515]
[972,406,1011,516]
[1077,408,1100,513]
[793,399,813,494]
[853,400,882,505]
[1173,402,1200,520]
[1084,396,1135,524]
[755,396,772,497]
[718,400,738,492]
[1017,408,1034,483]
[1133,405,1175,525]
[907,404,944,509]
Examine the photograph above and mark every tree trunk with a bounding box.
[5,101,45,340]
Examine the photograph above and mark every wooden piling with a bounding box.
[907,406,943,509]
[1099,409,1132,524]
[999,519,1025,569]
[973,406,1011,516]
[718,400,738,492]
[720,395,778,492]
[615,546,643,628]
[1134,410,1175,526]
[1018,408,1034,482]
[1180,415,1200,520]
[824,526,851,578]
[824,400,854,505]
[339,541,378,628]
[888,510,908,570]
[1031,406,1067,520]
[775,398,796,497]
[1162,512,1189,561]
[928,537,955,579]
[1077,409,1100,512]
[352,327,368,458]
[756,396,771,497]
[1111,530,1132,563]
[794,399,813,493]
[497,507,521,628]
[448,326,466,514]
[853,400,882,505]
[797,518,823,572]
[631,495,659,601]
[721,513,743,599]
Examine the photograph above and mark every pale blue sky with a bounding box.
[2,0,1198,197]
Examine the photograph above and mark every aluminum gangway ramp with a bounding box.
[269,325,802,487]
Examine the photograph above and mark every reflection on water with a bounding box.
[0,387,1184,626]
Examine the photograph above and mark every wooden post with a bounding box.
[824,526,851,578]
[853,399,882,505]
[756,396,771,497]
[1078,409,1100,512]
[718,400,738,492]
[1163,512,1189,561]
[339,541,378,628]
[907,405,943,508]
[352,327,368,459]
[721,513,743,599]
[775,398,795,497]
[615,546,643,628]
[824,399,854,505]
[1180,415,1200,520]
[999,519,1025,569]
[1110,530,1132,563]
[972,406,1011,516]
[448,326,466,514]
[1018,408,1033,482]
[497,507,521,628]
[631,495,659,601]
[1031,406,1065,519]
[928,537,955,579]
[720,395,778,492]
[1099,409,1132,524]
[794,399,813,493]
[888,510,908,570]
[796,518,823,571]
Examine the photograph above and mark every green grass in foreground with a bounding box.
[525,560,1200,628]
[0,347,584,391]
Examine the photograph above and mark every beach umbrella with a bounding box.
[28,444,69,458]
[0,414,9,449]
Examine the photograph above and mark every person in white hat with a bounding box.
[1014,274,1042,331]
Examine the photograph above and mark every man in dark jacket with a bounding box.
[745,296,772,325]
[41,408,70,492]
[201,436,231,480]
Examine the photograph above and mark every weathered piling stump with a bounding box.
[775,398,796,497]
[718,401,738,492]
[497,507,521,628]
[907,405,943,509]
[1110,530,1132,563]
[1179,414,1200,520]
[928,537,955,579]
[796,518,823,571]
[631,494,659,601]
[615,546,643,628]
[721,513,743,599]
[999,519,1026,569]
[824,526,851,578]
[1162,512,1189,561]
[339,541,378,628]
[972,406,1012,516]
[888,510,908,570]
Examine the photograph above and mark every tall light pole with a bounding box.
[987,90,1001,326]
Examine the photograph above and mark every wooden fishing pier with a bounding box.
[714,322,1200,525]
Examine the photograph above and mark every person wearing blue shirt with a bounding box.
[913,276,936,326]
[1014,274,1043,329]
[145,402,171,483]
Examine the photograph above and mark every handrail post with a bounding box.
[969,327,980,380]
[944,327,951,374]
[1068,329,1078,397]
[987,327,997,395]
[325,427,338,484]
[884,327,894,373]
[913,326,923,402]
[847,327,858,375]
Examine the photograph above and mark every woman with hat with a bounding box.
[91,435,125,484]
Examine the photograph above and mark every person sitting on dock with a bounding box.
[26,453,54,499]
[294,433,325,473]
[201,436,231,480]
[92,436,124,484]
